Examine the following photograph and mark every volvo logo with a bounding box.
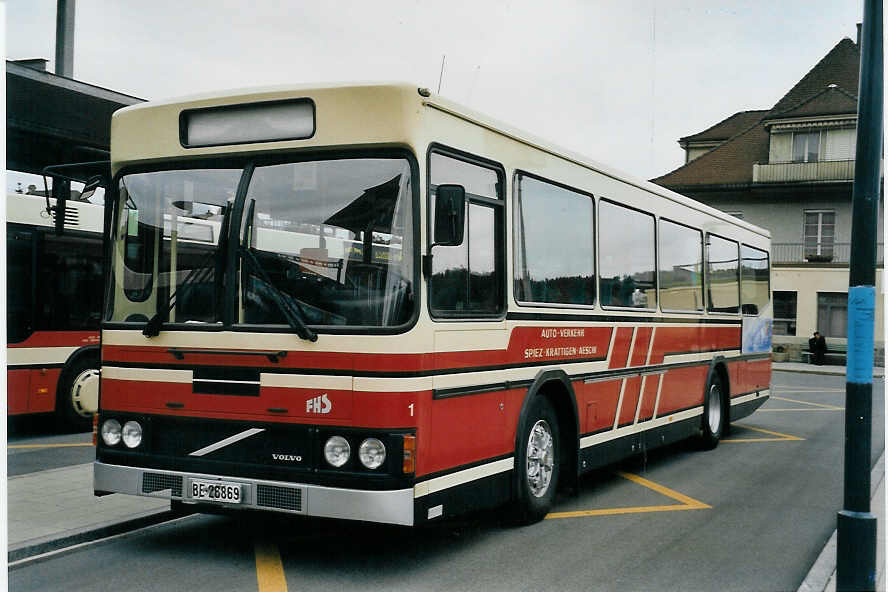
[272,453,303,462]
[306,393,332,414]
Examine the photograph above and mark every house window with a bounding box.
[817,292,847,338]
[792,131,820,163]
[804,210,835,259]
[773,291,797,336]
[770,126,856,163]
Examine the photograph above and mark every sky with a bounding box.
[4,0,864,186]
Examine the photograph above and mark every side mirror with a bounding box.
[433,184,466,247]
[79,175,104,202]
[52,179,71,236]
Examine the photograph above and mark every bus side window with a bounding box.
[7,229,35,343]
[428,151,504,317]
[36,233,104,331]
[706,234,740,314]
[740,244,770,316]
[598,200,656,309]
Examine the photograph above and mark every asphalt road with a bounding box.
[9,371,884,592]
[7,416,93,476]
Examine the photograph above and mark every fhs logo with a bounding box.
[306,393,332,414]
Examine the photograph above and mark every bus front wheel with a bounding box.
[512,395,560,524]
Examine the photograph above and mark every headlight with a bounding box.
[324,436,351,468]
[101,419,121,446]
[358,438,386,469]
[122,421,143,449]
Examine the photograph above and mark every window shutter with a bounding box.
[769,132,792,163]
[824,128,856,161]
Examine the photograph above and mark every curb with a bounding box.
[8,508,178,566]
[772,366,885,378]
[773,368,850,377]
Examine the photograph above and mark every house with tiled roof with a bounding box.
[652,34,884,361]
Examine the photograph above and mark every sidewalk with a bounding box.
[8,462,172,562]
[773,360,885,378]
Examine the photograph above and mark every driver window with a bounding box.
[429,151,504,318]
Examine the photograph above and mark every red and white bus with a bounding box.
[7,190,104,430]
[94,84,772,525]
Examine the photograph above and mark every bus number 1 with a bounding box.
[408,403,414,417]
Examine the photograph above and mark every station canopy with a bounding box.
[6,60,144,175]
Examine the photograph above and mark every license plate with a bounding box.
[190,479,242,504]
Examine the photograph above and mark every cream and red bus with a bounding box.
[94,83,772,525]
[7,190,104,430]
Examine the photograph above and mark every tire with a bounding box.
[512,395,560,524]
[56,355,100,432]
[700,371,726,450]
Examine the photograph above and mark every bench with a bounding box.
[800,342,847,365]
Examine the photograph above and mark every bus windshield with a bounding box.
[106,156,416,330]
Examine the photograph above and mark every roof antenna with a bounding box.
[437,55,446,94]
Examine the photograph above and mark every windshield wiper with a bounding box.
[143,205,231,337]
[142,251,216,337]
[240,248,318,342]
[240,199,318,342]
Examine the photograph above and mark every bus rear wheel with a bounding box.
[700,372,726,449]
[56,356,99,432]
[512,396,560,524]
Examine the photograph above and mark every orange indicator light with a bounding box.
[36,387,49,395]
[402,434,416,474]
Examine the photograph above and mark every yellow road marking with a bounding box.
[8,443,94,449]
[546,471,710,520]
[255,541,288,592]
[770,396,843,410]
[722,424,804,443]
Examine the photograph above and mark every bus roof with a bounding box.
[112,82,769,240]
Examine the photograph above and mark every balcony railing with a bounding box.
[772,242,884,265]
[752,160,855,183]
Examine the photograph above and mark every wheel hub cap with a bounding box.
[707,384,722,434]
[526,419,554,498]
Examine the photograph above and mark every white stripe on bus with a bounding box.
[101,366,193,383]
[413,457,514,499]
[581,407,704,449]
[730,390,769,406]
[7,346,79,367]
[260,374,352,390]
[188,428,266,457]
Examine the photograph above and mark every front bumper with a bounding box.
[94,461,415,525]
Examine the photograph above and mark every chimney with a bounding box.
[55,0,75,77]
[857,23,862,46]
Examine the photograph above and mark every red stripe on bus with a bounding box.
[636,373,660,422]
[608,327,634,369]
[629,327,652,367]
[8,331,99,348]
